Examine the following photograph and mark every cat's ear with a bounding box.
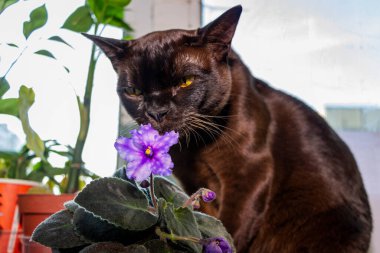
[82,33,129,67]
[198,5,242,46]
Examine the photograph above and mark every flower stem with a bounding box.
[182,188,202,208]
[66,24,99,193]
[150,174,158,210]
[1,46,28,79]
[155,227,200,244]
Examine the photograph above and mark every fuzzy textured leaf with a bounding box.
[73,206,152,244]
[31,209,88,248]
[62,6,93,33]
[34,49,56,59]
[23,4,48,39]
[64,200,80,213]
[154,177,189,208]
[144,240,178,253]
[18,86,45,158]
[79,243,148,253]
[160,199,202,253]
[0,77,10,97]
[74,177,158,230]
[48,36,73,48]
[0,98,19,117]
[194,212,235,250]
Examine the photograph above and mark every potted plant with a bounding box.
[32,124,235,253]
[0,0,133,252]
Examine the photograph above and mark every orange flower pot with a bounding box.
[0,179,42,253]
[18,194,75,253]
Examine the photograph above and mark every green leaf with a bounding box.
[79,243,147,253]
[124,245,148,253]
[74,177,158,230]
[73,206,151,244]
[143,240,177,253]
[160,199,202,253]
[6,43,19,48]
[18,85,45,159]
[194,212,235,251]
[23,4,48,39]
[107,16,133,31]
[0,0,18,14]
[154,177,189,208]
[48,35,73,48]
[62,6,93,33]
[31,209,89,248]
[64,200,80,213]
[87,0,133,31]
[0,77,10,98]
[34,49,56,59]
[0,98,19,117]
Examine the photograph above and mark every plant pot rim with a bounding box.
[0,178,42,186]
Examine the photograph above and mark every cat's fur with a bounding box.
[84,5,372,253]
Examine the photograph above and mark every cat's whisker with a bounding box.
[189,115,240,150]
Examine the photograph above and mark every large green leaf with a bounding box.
[31,209,89,248]
[64,200,80,213]
[34,49,56,59]
[62,6,93,33]
[23,4,48,39]
[87,0,132,31]
[0,0,18,14]
[144,240,178,253]
[160,199,202,253]
[48,36,73,48]
[80,243,147,253]
[73,206,152,244]
[107,16,133,31]
[18,85,45,159]
[0,77,10,98]
[154,177,189,208]
[74,177,158,230]
[0,98,19,117]
[194,212,235,251]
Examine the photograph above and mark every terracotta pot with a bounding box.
[0,179,42,253]
[18,194,75,253]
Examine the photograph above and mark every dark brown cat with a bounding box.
[84,5,372,253]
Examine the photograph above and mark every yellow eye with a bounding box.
[118,86,142,96]
[180,76,194,88]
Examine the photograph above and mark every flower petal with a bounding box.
[126,159,152,182]
[114,137,143,162]
[154,130,179,153]
[151,153,174,177]
[136,124,160,146]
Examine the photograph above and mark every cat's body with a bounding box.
[171,50,372,253]
[85,5,372,253]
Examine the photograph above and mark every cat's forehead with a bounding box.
[125,29,209,76]
[130,29,196,51]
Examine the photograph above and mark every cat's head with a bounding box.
[84,5,242,134]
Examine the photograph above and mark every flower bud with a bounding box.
[201,189,216,202]
[201,237,232,253]
[140,180,150,188]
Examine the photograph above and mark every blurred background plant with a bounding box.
[0,0,133,193]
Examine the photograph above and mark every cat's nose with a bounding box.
[146,109,169,123]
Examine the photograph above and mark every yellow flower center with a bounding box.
[145,146,152,156]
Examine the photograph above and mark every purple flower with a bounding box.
[201,189,216,202]
[115,124,179,182]
[202,237,232,253]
